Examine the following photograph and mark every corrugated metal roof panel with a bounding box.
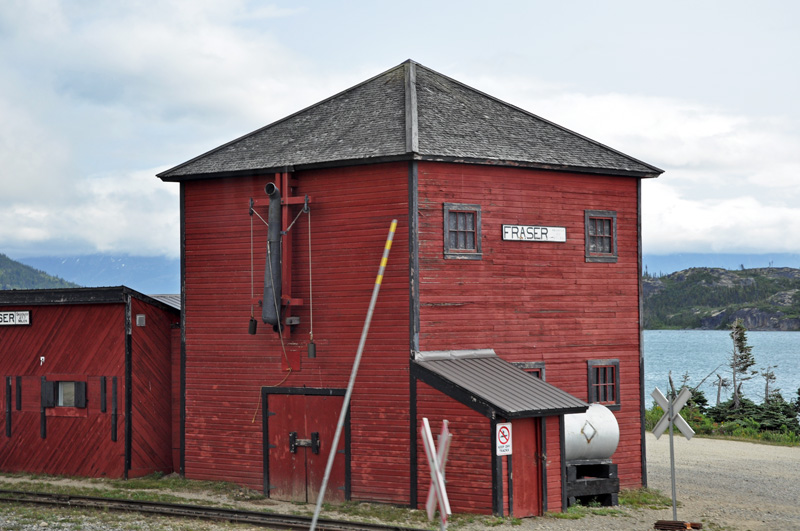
[413,352,587,418]
[148,294,181,310]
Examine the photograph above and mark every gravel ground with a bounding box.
[1,433,798,530]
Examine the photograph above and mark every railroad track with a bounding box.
[0,489,428,531]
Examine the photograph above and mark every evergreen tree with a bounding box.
[729,318,756,409]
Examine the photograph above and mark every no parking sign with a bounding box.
[496,422,512,455]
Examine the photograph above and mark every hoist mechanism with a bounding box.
[250,172,312,347]
[262,182,283,329]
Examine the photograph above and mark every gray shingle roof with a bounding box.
[412,350,588,419]
[159,60,662,181]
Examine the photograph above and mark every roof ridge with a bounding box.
[404,60,419,154]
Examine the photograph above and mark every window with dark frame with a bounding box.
[42,380,87,409]
[587,359,620,410]
[443,203,482,260]
[513,361,546,380]
[585,210,617,262]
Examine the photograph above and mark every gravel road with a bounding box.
[1,433,798,530]
[464,432,800,531]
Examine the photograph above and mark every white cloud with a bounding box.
[481,83,800,255]
[0,167,179,258]
[1,1,798,262]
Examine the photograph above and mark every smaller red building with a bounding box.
[0,287,180,478]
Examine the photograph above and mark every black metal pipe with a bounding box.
[262,183,282,328]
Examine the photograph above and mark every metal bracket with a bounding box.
[311,432,320,454]
[289,431,318,453]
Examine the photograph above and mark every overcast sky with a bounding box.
[2,1,798,261]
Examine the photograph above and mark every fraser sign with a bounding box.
[502,224,566,242]
[0,311,30,326]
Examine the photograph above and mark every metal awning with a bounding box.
[411,350,588,419]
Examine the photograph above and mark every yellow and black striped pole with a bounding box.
[311,219,397,530]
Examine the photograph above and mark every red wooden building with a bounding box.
[157,60,663,516]
[0,287,180,478]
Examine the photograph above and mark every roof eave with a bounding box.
[158,152,662,183]
[0,286,180,314]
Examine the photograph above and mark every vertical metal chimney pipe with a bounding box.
[262,183,282,328]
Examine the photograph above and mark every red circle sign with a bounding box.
[498,426,510,444]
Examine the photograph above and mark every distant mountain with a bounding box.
[16,254,179,295]
[643,267,800,330]
[0,253,81,290]
[644,253,800,276]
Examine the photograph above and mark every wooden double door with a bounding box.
[263,388,349,504]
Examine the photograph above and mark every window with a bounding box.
[57,382,77,407]
[587,359,620,410]
[513,361,546,380]
[443,203,482,259]
[42,380,87,409]
[585,210,617,263]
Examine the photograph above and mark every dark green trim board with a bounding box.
[408,160,420,509]
[180,182,187,476]
[5,377,11,437]
[491,418,503,516]
[560,415,567,512]
[124,295,132,479]
[409,160,420,354]
[409,375,418,509]
[637,179,647,487]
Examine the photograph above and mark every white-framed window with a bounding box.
[443,203,482,260]
[585,210,617,263]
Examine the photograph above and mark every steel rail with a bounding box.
[0,489,426,531]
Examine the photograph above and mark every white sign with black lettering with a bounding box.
[0,311,30,326]
[496,422,512,455]
[502,225,566,242]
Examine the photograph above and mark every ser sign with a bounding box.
[502,224,566,242]
[0,311,31,326]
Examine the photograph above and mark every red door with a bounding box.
[511,417,542,517]
[266,392,347,503]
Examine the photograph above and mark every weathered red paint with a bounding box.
[0,295,178,478]
[179,159,645,512]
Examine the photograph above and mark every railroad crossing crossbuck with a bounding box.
[651,387,695,440]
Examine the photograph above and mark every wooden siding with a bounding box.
[129,297,178,477]
[544,416,563,511]
[415,382,494,515]
[181,162,411,501]
[417,162,643,490]
[171,326,181,471]
[0,304,127,477]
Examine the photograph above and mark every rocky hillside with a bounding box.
[642,267,800,330]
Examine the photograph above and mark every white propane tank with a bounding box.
[564,403,620,461]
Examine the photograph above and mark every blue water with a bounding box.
[644,330,800,405]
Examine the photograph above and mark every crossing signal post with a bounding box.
[651,386,700,530]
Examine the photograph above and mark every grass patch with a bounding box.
[0,472,268,509]
[547,501,627,520]
[323,500,430,526]
[619,487,673,509]
[547,488,671,521]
